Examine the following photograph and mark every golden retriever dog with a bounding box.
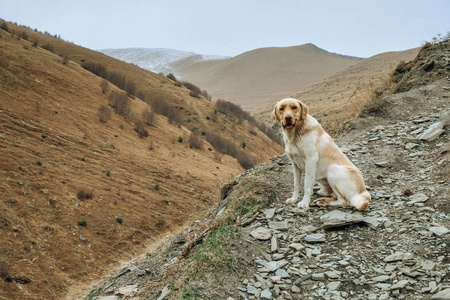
[272,98,370,211]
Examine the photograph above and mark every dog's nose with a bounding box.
[285,115,292,122]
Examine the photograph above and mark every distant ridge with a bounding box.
[99,48,229,74]
[171,43,363,109]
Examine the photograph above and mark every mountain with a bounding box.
[101,44,362,111]
[170,43,363,109]
[0,21,282,300]
[99,48,229,74]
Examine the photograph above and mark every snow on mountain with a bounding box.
[98,48,228,75]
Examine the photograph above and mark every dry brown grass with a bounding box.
[0,21,283,300]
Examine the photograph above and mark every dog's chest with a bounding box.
[285,140,307,165]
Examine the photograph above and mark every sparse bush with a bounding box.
[241,141,246,149]
[41,43,55,52]
[106,170,111,177]
[108,71,126,90]
[178,136,183,143]
[100,79,109,94]
[109,91,130,116]
[78,220,87,226]
[147,97,170,116]
[116,218,123,224]
[98,105,112,123]
[142,108,156,126]
[189,132,204,149]
[236,151,256,170]
[32,39,38,47]
[124,80,137,96]
[182,81,202,98]
[0,261,10,279]
[19,31,29,41]
[166,73,177,81]
[134,120,149,138]
[77,188,93,200]
[0,22,9,32]
[82,62,108,78]
[167,107,183,125]
[207,133,238,157]
[215,99,255,124]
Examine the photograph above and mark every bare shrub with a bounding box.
[134,120,149,138]
[41,43,55,52]
[215,99,255,124]
[61,53,69,65]
[0,22,9,32]
[108,71,126,90]
[109,91,130,116]
[32,39,38,47]
[207,133,238,157]
[19,31,29,41]
[142,108,156,126]
[182,81,202,98]
[214,151,223,161]
[166,73,177,81]
[98,105,112,123]
[125,80,137,96]
[100,79,109,94]
[167,107,183,125]
[149,140,154,150]
[189,132,204,149]
[147,97,170,116]
[82,62,108,78]
[77,187,93,200]
[236,151,256,170]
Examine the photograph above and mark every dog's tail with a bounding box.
[351,191,371,211]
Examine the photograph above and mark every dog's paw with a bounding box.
[297,200,310,209]
[314,197,332,207]
[286,197,297,204]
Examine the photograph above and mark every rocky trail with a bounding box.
[87,44,449,300]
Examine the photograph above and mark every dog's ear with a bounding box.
[271,103,280,122]
[298,100,308,120]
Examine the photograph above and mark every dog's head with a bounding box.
[271,98,308,132]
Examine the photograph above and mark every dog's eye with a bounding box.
[279,107,284,111]
[291,106,297,110]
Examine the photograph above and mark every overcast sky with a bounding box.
[1,0,449,58]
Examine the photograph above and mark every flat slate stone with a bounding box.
[250,227,272,240]
[417,122,444,141]
[261,288,272,299]
[384,252,413,262]
[304,233,326,243]
[431,288,450,300]
[320,210,364,229]
[430,226,449,237]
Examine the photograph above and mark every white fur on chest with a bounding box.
[284,131,318,169]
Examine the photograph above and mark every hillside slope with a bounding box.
[171,44,362,109]
[0,22,282,300]
[86,39,449,300]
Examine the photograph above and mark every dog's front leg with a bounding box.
[286,162,302,204]
[297,158,317,209]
